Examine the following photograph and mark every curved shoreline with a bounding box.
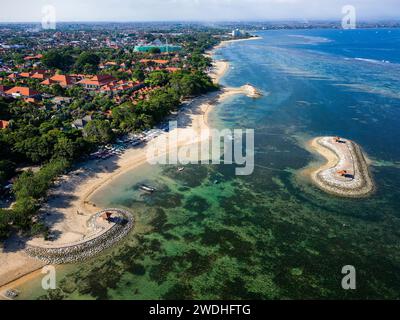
[0,38,262,291]
[308,136,375,198]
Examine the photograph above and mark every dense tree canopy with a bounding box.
[84,120,114,144]
[42,50,74,72]
[75,52,101,73]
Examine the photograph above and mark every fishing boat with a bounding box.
[139,185,156,193]
[5,289,20,299]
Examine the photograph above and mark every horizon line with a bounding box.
[1,18,400,24]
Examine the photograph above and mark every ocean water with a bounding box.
[28,29,400,300]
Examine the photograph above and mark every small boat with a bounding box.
[178,167,185,172]
[5,289,20,299]
[139,185,156,193]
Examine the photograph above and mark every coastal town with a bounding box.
[0,22,260,294]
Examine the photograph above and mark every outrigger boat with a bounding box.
[5,289,20,299]
[139,185,156,193]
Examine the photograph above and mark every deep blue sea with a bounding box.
[26,28,400,300]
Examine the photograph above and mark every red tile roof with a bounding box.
[24,97,38,104]
[50,74,74,86]
[5,86,39,97]
[79,75,116,86]
[31,73,46,80]
[20,72,32,78]
[41,79,57,85]
[166,67,181,73]
[140,59,169,64]
[24,54,43,61]
[0,120,10,129]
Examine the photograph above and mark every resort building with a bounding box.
[99,80,144,94]
[232,29,246,38]
[5,86,40,98]
[24,54,43,61]
[40,79,58,86]
[49,74,75,87]
[7,73,18,81]
[52,96,73,105]
[78,75,116,90]
[31,72,47,80]
[139,59,169,65]
[134,39,182,53]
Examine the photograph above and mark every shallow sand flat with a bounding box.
[308,136,374,197]
[0,244,45,290]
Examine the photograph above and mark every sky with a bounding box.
[0,0,399,22]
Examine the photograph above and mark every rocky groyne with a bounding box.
[310,137,374,198]
[25,209,133,264]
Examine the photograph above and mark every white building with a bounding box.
[232,29,244,38]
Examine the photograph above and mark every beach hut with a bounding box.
[101,211,113,221]
[337,170,348,177]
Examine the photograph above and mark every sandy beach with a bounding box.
[212,36,263,51]
[0,38,262,293]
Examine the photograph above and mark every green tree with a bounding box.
[0,160,16,185]
[0,209,12,240]
[84,120,114,144]
[53,137,76,161]
[132,68,145,82]
[75,52,100,73]
[51,84,65,96]
[149,47,161,54]
[145,70,170,87]
[42,50,74,72]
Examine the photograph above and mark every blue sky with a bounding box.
[1,0,399,22]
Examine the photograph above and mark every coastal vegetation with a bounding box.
[0,30,220,242]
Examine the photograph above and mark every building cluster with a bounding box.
[0,26,187,130]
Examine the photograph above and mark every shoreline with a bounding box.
[306,136,375,198]
[0,37,262,294]
[212,36,263,51]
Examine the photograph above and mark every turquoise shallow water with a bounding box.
[27,29,400,300]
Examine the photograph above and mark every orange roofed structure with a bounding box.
[140,59,169,65]
[49,75,75,87]
[40,79,57,86]
[0,120,10,129]
[78,75,116,90]
[5,86,40,98]
[24,54,43,61]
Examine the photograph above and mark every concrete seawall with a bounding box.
[25,209,133,264]
[311,137,374,198]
